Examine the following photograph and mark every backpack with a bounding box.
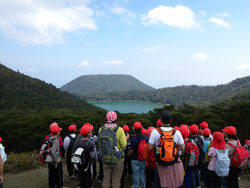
[227,140,250,168]
[97,126,122,164]
[38,135,55,163]
[155,128,178,166]
[137,137,147,160]
[193,136,206,166]
[213,148,230,177]
[67,135,76,157]
[185,138,200,167]
[71,143,89,171]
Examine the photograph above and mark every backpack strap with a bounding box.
[226,142,237,149]
[156,127,176,135]
[68,135,73,140]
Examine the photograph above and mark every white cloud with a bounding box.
[79,60,90,67]
[102,60,124,65]
[215,12,230,18]
[199,11,206,16]
[26,68,37,73]
[237,64,250,71]
[0,0,97,45]
[141,46,163,52]
[192,53,208,60]
[141,5,199,30]
[210,17,231,28]
[110,6,135,17]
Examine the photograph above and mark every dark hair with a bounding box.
[52,132,58,136]
[203,135,210,139]
[134,128,142,136]
[68,130,75,134]
[228,134,237,140]
[160,111,172,124]
[82,134,88,138]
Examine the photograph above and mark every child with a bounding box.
[206,131,228,188]
[143,127,155,188]
[244,139,250,172]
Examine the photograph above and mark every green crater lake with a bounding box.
[90,101,163,114]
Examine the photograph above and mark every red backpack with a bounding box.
[185,138,200,167]
[137,139,147,160]
[227,140,250,168]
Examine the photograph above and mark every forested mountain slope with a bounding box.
[60,74,155,95]
[80,76,250,107]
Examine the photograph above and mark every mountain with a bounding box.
[80,76,250,107]
[0,63,98,111]
[60,74,155,95]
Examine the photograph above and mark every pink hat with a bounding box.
[200,122,208,129]
[173,126,180,131]
[202,128,211,137]
[133,122,142,129]
[190,124,199,134]
[123,125,129,132]
[142,128,147,135]
[156,119,162,127]
[80,125,92,135]
[180,126,190,138]
[68,124,77,131]
[222,126,236,135]
[147,127,155,137]
[106,111,117,124]
[50,122,62,134]
[211,132,226,150]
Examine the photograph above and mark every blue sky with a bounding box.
[0,0,250,89]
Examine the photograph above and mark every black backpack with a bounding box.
[67,135,76,157]
[193,136,206,166]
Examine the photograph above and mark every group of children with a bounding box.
[43,110,250,188]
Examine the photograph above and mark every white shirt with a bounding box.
[63,134,76,151]
[149,127,184,154]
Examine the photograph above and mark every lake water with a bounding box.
[90,101,163,114]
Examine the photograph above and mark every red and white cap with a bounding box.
[106,111,117,124]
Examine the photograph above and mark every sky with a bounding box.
[0,0,250,89]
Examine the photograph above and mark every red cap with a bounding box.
[156,119,162,127]
[0,137,2,142]
[211,132,226,150]
[202,128,211,137]
[180,126,190,138]
[142,128,147,135]
[83,123,94,131]
[50,122,62,134]
[190,124,199,134]
[173,126,180,131]
[80,125,92,135]
[245,139,250,144]
[68,124,77,131]
[180,124,189,129]
[147,127,155,137]
[222,126,236,135]
[200,122,208,129]
[133,122,142,129]
[123,125,129,132]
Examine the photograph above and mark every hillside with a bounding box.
[0,63,105,152]
[0,63,97,111]
[60,74,155,95]
[80,76,250,107]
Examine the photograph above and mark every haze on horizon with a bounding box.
[0,0,250,89]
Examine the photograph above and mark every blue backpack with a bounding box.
[213,148,230,177]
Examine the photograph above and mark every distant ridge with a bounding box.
[61,74,155,95]
[80,76,250,107]
[0,63,98,111]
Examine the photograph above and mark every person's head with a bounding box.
[211,132,226,150]
[80,124,92,138]
[83,123,93,136]
[133,122,142,135]
[68,124,77,134]
[222,126,237,140]
[189,124,199,136]
[106,111,117,124]
[202,128,211,139]
[200,122,208,130]
[156,119,162,127]
[245,139,250,147]
[147,127,155,138]
[160,111,172,126]
[123,125,129,133]
[180,125,190,139]
[50,122,62,136]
